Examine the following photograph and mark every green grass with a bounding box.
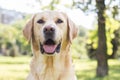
[74,59,120,80]
[0,56,30,80]
[0,56,120,80]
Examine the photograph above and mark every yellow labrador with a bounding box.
[23,11,77,80]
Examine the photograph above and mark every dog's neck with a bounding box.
[30,50,73,80]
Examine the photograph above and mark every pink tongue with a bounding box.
[43,45,57,53]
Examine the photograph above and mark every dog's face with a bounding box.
[23,11,77,56]
[34,12,68,55]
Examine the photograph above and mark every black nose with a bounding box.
[43,26,55,39]
[43,26,55,34]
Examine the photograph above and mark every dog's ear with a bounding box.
[61,12,78,43]
[23,15,35,42]
[67,18,78,43]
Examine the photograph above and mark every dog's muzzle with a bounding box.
[40,39,61,55]
[40,25,61,55]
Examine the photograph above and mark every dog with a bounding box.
[23,11,78,80]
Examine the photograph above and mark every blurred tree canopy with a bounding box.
[0,15,31,57]
[70,0,120,59]
[87,17,120,58]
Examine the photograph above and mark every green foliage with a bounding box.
[72,37,87,59]
[0,15,31,56]
[87,17,120,56]
[71,26,88,59]
[87,29,98,49]
[106,17,119,55]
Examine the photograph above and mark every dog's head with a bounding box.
[23,11,77,56]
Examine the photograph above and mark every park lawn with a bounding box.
[0,56,120,80]
[0,56,30,80]
[74,59,120,80]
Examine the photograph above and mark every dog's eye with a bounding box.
[37,19,45,24]
[56,19,63,24]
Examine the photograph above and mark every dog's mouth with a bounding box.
[40,39,61,55]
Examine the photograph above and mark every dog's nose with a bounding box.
[43,26,55,34]
[43,25,55,39]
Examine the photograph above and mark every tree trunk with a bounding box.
[96,0,108,77]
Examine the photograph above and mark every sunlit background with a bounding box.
[0,0,120,80]
[0,0,95,29]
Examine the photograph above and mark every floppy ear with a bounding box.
[23,15,35,42]
[67,16,78,43]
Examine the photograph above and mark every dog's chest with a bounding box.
[35,64,61,80]
[41,68,61,80]
[34,58,62,80]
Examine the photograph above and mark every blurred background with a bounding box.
[0,0,120,80]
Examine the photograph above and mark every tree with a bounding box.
[86,17,120,59]
[95,0,108,77]
[72,0,120,76]
[71,0,109,77]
